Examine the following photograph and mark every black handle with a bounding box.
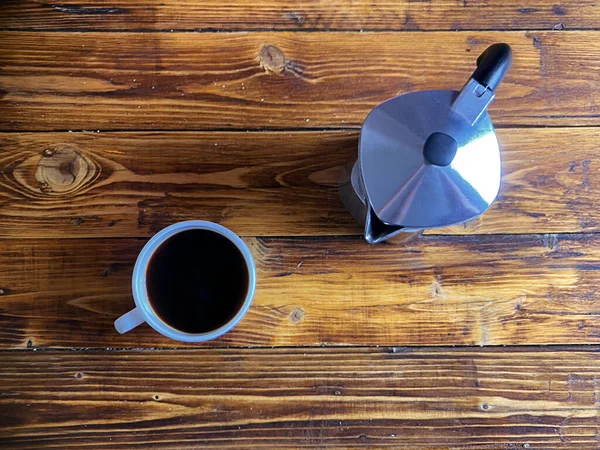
[471,43,512,92]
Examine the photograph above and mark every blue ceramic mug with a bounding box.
[114,221,256,342]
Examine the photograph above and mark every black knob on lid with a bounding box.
[423,132,458,167]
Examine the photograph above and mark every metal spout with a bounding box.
[364,205,404,244]
[364,205,422,245]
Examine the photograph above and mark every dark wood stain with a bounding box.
[553,5,567,15]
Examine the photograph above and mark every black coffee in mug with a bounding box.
[145,229,250,334]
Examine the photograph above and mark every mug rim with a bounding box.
[132,220,256,342]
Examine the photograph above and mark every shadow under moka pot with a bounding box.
[340,44,513,244]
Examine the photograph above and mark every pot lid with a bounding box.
[359,88,501,229]
[358,43,512,230]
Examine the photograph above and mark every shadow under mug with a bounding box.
[114,221,256,342]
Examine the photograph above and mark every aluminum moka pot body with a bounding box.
[340,44,513,244]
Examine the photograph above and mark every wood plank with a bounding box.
[1,0,595,31]
[0,131,357,238]
[1,31,600,130]
[0,128,598,238]
[2,234,600,349]
[2,347,600,448]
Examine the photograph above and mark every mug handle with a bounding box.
[114,307,145,334]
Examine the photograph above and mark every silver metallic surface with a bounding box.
[339,51,504,244]
[359,87,501,230]
[451,78,495,125]
[340,159,424,243]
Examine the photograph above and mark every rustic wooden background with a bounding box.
[1,1,600,448]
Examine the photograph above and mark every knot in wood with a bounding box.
[289,307,305,324]
[35,144,98,196]
[259,45,286,74]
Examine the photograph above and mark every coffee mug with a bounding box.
[114,221,256,342]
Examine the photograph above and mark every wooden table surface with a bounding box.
[1,1,600,448]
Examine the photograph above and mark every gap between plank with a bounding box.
[0,232,595,241]
[2,124,600,134]
[1,27,598,33]
[2,343,600,353]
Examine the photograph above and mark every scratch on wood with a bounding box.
[518,8,539,14]
[48,4,126,14]
[430,278,443,298]
[480,322,489,346]
[559,415,571,443]
[596,380,600,444]
[582,159,591,188]
[567,373,575,402]
[542,233,559,250]
[285,12,303,22]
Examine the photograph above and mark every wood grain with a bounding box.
[2,233,600,349]
[0,128,598,238]
[0,131,357,238]
[1,31,600,130]
[2,347,600,448]
[1,1,596,447]
[0,0,594,31]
